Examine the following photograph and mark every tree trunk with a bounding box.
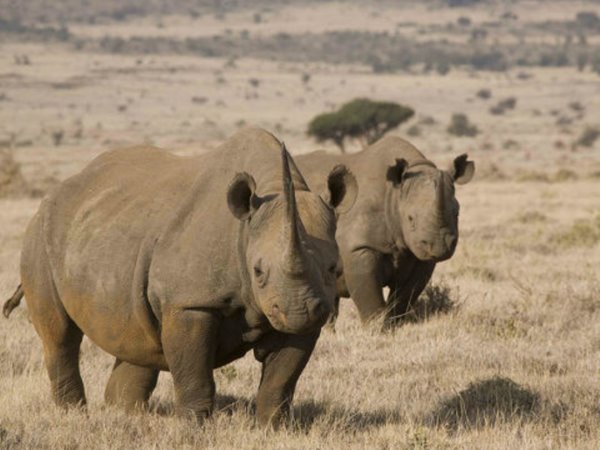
[335,137,346,154]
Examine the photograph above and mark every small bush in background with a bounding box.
[575,127,599,147]
[397,282,460,325]
[476,88,492,99]
[447,113,478,137]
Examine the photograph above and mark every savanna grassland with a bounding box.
[1,1,599,448]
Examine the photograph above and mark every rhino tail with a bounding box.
[3,284,23,318]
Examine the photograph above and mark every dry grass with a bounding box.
[1,1,600,448]
[1,178,599,449]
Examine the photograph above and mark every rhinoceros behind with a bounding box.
[3,128,357,425]
[296,135,474,328]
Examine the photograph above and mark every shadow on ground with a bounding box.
[425,376,542,431]
[292,400,402,432]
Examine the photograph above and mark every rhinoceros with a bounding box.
[296,135,474,328]
[2,128,357,425]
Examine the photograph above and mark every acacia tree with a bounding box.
[307,98,414,153]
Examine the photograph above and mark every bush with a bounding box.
[406,125,421,137]
[575,127,600,147]
[457,16,471,27]
[408,282,459,322]
[436,60,451,75]
[489,97,517,115]
[576,11,600,29]
[448,0,483,6]
[470,51,507,71]
[447,113,478,137]
[307,98,414,152]
[498,97,517,110]
[569,101,584,112]
[476,88,492,99]
[52,130,64,146]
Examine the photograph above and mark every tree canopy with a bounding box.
[307,98,414,153]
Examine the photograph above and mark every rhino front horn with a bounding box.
[280,143,304,275]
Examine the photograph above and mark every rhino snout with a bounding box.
[268,297,329,333]
[417,231,457,262]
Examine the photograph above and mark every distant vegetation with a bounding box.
[447,113,479,137]
[2,4,599,74]
[80,26,600,74]
[307,98,414,152]
[575,127,600,148]
[0,17,70,41]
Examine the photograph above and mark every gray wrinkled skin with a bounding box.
[297,135,474,328]
[5,127,357,426]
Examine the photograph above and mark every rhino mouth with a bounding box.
[266,300,328,334]
[412,245,455,263]
[412,233,458,262]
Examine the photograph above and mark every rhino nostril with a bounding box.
[420,240,432,250]
[306,298,327,318]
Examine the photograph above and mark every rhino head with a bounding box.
[227,145,357,334]
[385,154,474,262]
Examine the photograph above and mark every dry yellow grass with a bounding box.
[1,1,600,448]
[1,179,599,449]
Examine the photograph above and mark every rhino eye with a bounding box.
[328,264,337,275]
[253,260,267,286]
[407,214,416,231]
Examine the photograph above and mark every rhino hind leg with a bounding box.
[39,312,86,408]
[105,359,159,411]
[23,277,87,408]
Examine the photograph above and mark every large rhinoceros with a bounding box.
[296,135,474,328]
[2,128,357,426]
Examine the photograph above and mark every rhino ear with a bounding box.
[451,154,475,185]
[386,158,408,187]
[227,172,258,221]
[322,165,358,215]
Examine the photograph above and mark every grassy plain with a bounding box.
[1,1,599,448]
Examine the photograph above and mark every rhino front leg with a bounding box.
[343,249,387,324]
[104,359,159,411]
[254,331,320,427]
[385,260,435,328]
[161,307,220,422]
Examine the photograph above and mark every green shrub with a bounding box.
[308,98,414,152]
